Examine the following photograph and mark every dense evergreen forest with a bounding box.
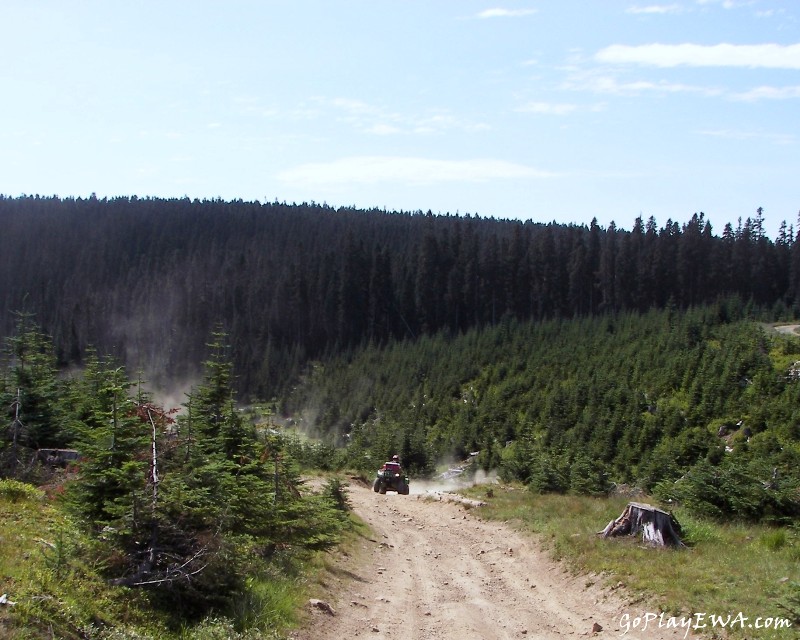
[286,305,800,523]
[3,195,800,525]
[2,195,799,399]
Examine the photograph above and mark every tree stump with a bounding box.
[598,502,684,547]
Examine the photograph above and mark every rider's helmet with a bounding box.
[392,455,399,462]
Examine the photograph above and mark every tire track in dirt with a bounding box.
[293,483,695,640]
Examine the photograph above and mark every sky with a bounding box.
[2,1,799,239]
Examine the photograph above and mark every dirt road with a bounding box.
[293,482,695,640]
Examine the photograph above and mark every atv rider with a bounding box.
[382,454,403,473]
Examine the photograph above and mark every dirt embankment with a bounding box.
[292,482,695,640]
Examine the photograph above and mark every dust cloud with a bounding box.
[409,468,499,496]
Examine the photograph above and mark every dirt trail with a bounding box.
[293,481,696,640]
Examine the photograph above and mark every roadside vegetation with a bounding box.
[0,319,355,639]
[467,484,800,639]
[0,476,362,640]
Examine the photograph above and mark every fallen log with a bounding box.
[598,502,684,547]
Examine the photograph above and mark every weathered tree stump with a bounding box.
[598,502,684,547]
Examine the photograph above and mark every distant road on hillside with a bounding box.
[774,325,800,335]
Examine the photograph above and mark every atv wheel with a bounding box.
[372,478,381,493]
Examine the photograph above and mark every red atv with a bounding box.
[372,462,410,495]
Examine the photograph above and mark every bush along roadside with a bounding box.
[0,325,355,639]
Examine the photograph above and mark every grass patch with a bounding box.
[467,484,800,639]
[0,481,162,639]
[0,478,365,640]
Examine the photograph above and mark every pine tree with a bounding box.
[180,330,278,537]
[65,356,148,533]
[3,312,65,451]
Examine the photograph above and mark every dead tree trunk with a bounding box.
[598,502,684,547]
[5,389,27,477]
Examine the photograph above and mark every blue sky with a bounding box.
[2,1,799,238]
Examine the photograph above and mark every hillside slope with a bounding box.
[285,308,800,522]
[2,196,797,398]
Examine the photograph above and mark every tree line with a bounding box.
[1,196,799,398]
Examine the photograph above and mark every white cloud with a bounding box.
[328,97,379,115]
[731,85,800,101]
[626,5,683,14]
[565,73,721,96]
[696,0,749,8]
[277,156,558,186]
[413,112,490,133]
[476,8,538,18]
[316,97,488,135]
[516,101,578,115]
[596,43,800,69]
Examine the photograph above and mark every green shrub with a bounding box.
[654,454,800,523]
[678,514,721,545]
[777,582,800,626]
[568,455,611,496]
[760,529,788,551]
[230,574,300,635]
[322,477,351,512]
[86,625,156,639]
[526,451,569,494]
[179,617,271,640]
[0,478,45,503]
